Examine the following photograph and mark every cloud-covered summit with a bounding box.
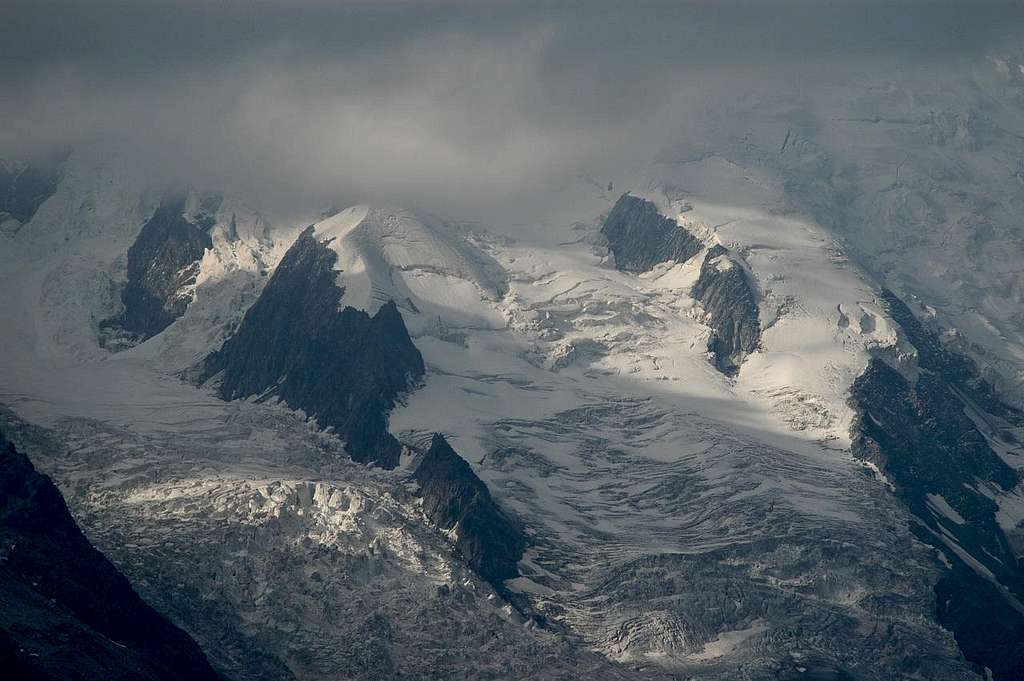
[1,1,1020,219]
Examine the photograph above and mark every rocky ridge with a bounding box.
[849,290,1024,681]
[600,193,703,273]
[413,433,527,591]
[0,431,222,681]
[691,244,761,375]
[101,193,218,346]
[201,225,425,469]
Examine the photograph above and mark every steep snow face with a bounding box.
[0,154,157,367]
[0,169,630,677]
[0,153,288,377]
[139,198,287,370]
[0,165,649,678]
[630,159,907,442]
[818,59,1024,408]
[656,55,1024,408]
[312,206,507,336]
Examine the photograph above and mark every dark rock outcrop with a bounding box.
[691,245,760,375]
[849,289,1024,681]
[933,568,1024,681]
[0,155,64,228]
[600,193,702,273]
[201,226,424,469]
[880,288,1023,424]
[101,194,216,344]
[851,359,1019,506]
[414,434,526,589]
[0,431,222,681]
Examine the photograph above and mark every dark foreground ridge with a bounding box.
[600,193,702,273]
[849,290,1024,681]
[414,434,526,590]
[691,245,760,375]
[201,226,424,469]
[102,193,218,345]
[0,431,222,681]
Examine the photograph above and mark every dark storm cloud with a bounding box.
[1,1,1021,218]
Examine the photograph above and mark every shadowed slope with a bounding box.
[201,226,424,468]
[0,432,223,681]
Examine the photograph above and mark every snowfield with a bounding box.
[313,205,506,336]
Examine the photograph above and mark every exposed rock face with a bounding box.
[932,570,1024,681]
[691,245,760,375]
[414,434,526,589]
[0,157,63,231]
[0,431,222,681]
[600,193,702,273]
[880,289,1023,424]
[849,290,1024,681]
[101,194,216,344]
[201,226,424,469]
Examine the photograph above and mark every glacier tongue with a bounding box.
[1,405,651,681]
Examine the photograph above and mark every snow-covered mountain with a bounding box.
[310,205,507,332]
[2,53,1024,681]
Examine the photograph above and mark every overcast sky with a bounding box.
[2,1,1021,219]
